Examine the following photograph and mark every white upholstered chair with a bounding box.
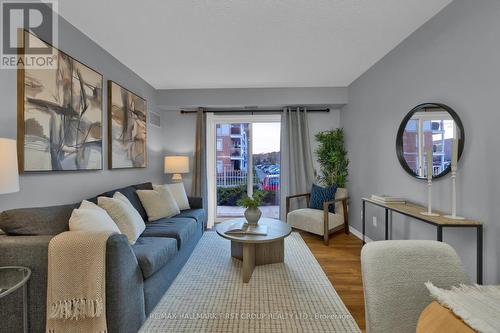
[286,188,349,245]
[361,240,469,333]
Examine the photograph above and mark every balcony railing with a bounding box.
[217,168,247,187]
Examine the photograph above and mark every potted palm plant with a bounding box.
[237,190,266,226]
[314,128,349,187]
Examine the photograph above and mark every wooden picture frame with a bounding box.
[17,30,103,172]
[107,80,147,169]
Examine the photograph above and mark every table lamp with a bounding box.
[164,156,189,182]
[0,138,20,194]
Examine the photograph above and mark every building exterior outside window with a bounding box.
[216,123,249,172]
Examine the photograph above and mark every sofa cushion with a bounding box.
[175,209,206,225]
[89,183,153,221]
[132,237,178,279]
[0,203,78,235]
[141,217,199,250]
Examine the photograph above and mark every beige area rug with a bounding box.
[140,232,360,332]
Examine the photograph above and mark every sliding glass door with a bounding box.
[215,122,250,218]
[252,122,281,218]
[207,114,281,225]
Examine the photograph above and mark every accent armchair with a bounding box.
[286,188,349,245]
[361,240,469,333]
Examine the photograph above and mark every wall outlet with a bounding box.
[372,216,377,227]
[360,209,364,220]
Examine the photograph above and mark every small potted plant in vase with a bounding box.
[237,190,266,226]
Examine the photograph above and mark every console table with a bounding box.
[361,198,483,284]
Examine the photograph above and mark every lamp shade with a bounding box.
[0,138,20,194]
[164,156,189,174]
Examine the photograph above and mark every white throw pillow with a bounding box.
[113,192,137,210]
[69,200,121,233]
[97,196,145,244]
[80,199,107,213]
[137,189,180,221]
[161,183,190,210]
[152,185,181,210]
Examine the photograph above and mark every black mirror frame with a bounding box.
[396,103,465,180]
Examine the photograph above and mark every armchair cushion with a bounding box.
[309,184,337,213]
[287,208,344,236]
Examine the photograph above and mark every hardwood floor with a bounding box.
[299,230,366,332]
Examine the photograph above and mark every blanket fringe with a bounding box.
[425,282,500,333]
[47,330,107,333]
[49,298,104,320]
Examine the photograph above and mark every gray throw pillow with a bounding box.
[0,203,78,235]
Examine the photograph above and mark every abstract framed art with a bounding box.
[17,31,103,172]
[107,80,147,169]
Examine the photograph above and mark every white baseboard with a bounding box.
[349,226,374,243]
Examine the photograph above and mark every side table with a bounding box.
[0,266,31,333]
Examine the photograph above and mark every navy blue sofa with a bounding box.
[0,182,205,333]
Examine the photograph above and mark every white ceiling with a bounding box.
[58,0,452,89]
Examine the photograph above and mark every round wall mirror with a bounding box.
[396,103,465,180]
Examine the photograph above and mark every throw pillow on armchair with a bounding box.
[309,184,338,213]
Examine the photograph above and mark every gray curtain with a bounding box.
[191,108,207,212]
[280,107,315,220]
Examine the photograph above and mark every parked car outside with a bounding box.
[261,174,280,191]
[269,166,280,174]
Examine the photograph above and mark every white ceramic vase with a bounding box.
[244,207,262,226]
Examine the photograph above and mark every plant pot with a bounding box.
[244,207,262,226]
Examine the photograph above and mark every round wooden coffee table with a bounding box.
[216,218,292,283]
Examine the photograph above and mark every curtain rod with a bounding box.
[180,108,330,114]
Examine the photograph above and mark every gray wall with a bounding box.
[341,0,499,284]
[157,87,348,110]
[0,13,163,211]
[162,108,341,193]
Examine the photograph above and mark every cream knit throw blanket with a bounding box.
[425,282,500,333]
[46,230,114,333]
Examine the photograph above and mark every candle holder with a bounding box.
[444,170,465,220]
[421,179,440,216]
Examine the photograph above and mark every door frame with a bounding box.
[206,113,282,226]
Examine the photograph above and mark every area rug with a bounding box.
[140,232,360,332]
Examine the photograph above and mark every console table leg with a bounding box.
[437,226,443,242]
[477,226,483,284]
[362,200,366,244]
[385,208,389,240]
[389,211,393,240]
